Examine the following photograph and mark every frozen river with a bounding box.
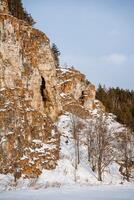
[0,185,134,200]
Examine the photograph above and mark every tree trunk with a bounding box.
[77,134,80,165]
[98,156,102,181]
[87,133,90,162]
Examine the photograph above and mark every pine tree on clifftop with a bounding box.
[51,43,61,68]
[7,0,35,26]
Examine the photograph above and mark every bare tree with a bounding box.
[86,119,96,170]
[70,113,85,181]
[87,113,115,181]
[116,129,134,181]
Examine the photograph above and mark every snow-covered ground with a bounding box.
[0,186,134,200]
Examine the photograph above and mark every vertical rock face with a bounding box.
[0,1,61,178]
[0,10,61,120]
[0,1,97,179]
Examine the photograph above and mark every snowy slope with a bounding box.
[0,111,133,191]
[34,112,127,187]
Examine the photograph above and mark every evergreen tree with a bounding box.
[51,43,60,68]
[96,85,134,131]
[7,0,35,26]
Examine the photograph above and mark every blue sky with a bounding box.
[23,0,134,90]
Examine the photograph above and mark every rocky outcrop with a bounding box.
[0,1,61,120]
[56,68,96,117]
[0,0,61,178]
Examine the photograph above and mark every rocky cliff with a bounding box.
[0,0,133,187]
[0,0,61,178]
[0,0,96,179]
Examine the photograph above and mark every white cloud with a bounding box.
[100,53,127,65]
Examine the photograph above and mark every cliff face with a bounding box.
[0,14,61,120]
[0,0,62,178]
